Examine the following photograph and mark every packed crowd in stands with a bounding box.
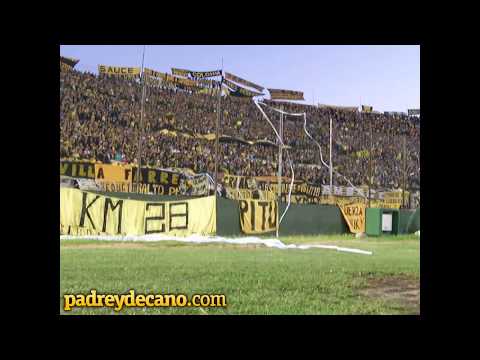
[60,68,420,190]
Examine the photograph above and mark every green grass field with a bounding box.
[60,234,420,315]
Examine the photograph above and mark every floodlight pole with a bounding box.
[277,104,284,238]
[369,114,373,208]
[329,117,333,196]
[402,134,407,208]
[136,45,147,193]
[214,59,223,196]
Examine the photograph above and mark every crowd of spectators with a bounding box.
[60,68,420,190]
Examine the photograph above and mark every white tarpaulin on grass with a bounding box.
[60,234,372,255]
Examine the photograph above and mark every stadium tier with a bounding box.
[60,68,420,192]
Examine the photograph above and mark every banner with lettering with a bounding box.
[230,86,263,98]
[60,188,216,236]
[163,74,199,88]
[268,89,304,101]
[339,202,366,233]
[197,78,221,88]
[223,79,240,91]
[222,175,322,204]
[224,72,264,92]
[222,175,405,207]
[189,70,222,79]
[171,68,192,77]
[239,199,277,234]
[94,164,133,190]
[98,65,141,78]
[408,109,420,116]
[144,68,167,79]
[60,160,209,196]
[60,160,97,179]
[380,191,409,209]
[176,77,199,88]
[225,187,277,201]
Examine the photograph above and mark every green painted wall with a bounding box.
[216,197,348,236]
[278,203,348,235]
[216,197,242,236]
[407,208,420,233]
[398,209,420,234]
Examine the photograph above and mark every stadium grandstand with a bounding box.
[60,56,420,206]
[59,47,421,316]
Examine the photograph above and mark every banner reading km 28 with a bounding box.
[60,188,216,236]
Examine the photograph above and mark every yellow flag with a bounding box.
[339,202,366,234]
[239,199,277,234]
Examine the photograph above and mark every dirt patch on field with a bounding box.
[358,275,420,314]
[62,243,150,250]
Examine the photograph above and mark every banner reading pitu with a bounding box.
[339,202,366,234]
[60,188,216,236]
[239,199,277,234]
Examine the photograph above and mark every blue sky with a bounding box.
[60,45,420,112]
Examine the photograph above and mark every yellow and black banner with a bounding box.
[225,188,276,201]
[318,104,358,112]
[60,188,216,236]
[163,74,199,88]
[171,68,192,77]
[189,70,222,79]
[230,86,263,98]
[239,199,277,234]
[144,68,167,79]
[61,160,97,179]
[130,166,184,195]
[61,160,208,196]
[268,88,304,101]
[361,105,373,113]
[60,56,79,71]
[320,193,405,209]
[197,78,221,88]
[222,175,322,204]
[98,65,141,78]
[339,202,366,234]
[223,79,239,91]
[94,164,133,189]
[176,77,198,88]
[224,72,264,92]
[380,191,408,209]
